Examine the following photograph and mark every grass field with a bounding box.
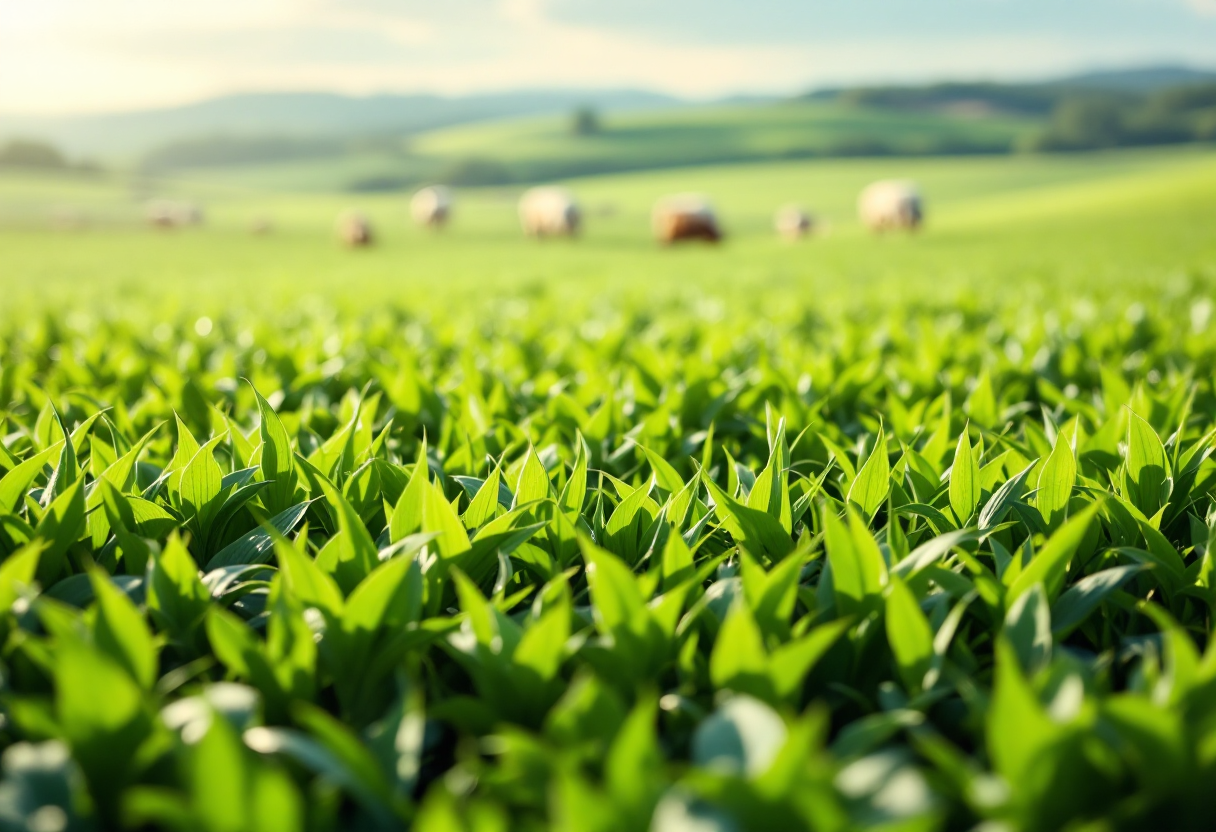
[2,146,1214,312]
[125,99,1041,193]
[1,146,1216,832]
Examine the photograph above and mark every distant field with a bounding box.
[0,146,1212,316]
[125,100,1041,193]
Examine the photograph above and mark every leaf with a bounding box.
[89,571,157,689]
[847,425,889,518]
[0,543,43,617]
[423,480,472,561]
[560,435,588,515]
[1051,564,1145,636]
[206,500,314,570]
[513,446,551,507]
[768,619,850,702]
[710,602,771,700]
[33,478,86,584]
[1124,411,1170,518]
[1037,432,1076,531]
[1006,502,1101,605]
[978,460,1037,530]
[948,428,980,526]
[986,639,1057,783]
[885,575,934,693]
[0,443,63,514]
[274,536,344,617]
[316,477,379,593]
[463,465,503,529]
[701,470,792,561]
[146,536,211,644]
[638,444,685,495]
[1003,583,1051,674]
[389,441,429,543]
[822,505,886,616]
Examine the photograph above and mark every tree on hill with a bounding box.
[0,139,67,168]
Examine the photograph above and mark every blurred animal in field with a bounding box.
[411,185,453,229]
[145,199,203,229]
[50,207,87,231]
[652,195,721,244]
[249,216,274,235]
[858,180,923,232]
[519,187,581,238]
[336,211,373,247]
[775,205,813,240]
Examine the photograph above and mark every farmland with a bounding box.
[1,145,1216,831]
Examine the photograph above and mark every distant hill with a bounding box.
[0,90,683,160]
[1057,65,1216,91]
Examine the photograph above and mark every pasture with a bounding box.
[0,146,1215,832]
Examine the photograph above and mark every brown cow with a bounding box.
[652,195,721,244]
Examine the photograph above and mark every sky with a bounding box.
[2,0,1215,115]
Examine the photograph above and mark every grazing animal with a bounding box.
[336,211,374,247]
[858,180,923,232]
[652,195,722,244]
[411,185,453,229]
[774,205,813,240]
[249,216,274,235]
[145,199,203,229]
[519,187,581,238]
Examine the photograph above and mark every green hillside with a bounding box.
[140,100,1040,193]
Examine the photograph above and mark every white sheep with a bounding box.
[519,187,581,238]
[336,211,373,247]
[858,180,923,232]
[774,205,813,240]
[411,185,452,229]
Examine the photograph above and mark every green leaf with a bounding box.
[33,478,86,584]
[710,601,771,700]
[423,480,472,561]
[89,570,157,689]
[847,425,889,518]
[204,501,311,571]
[986,638,1057,783]
[146,535,211,645]
[1037,432,1076,531]
[885,575,934,693]
[1124,411,1170,518]
[768,619,850,702]
[513,446,551,507]
[978,460,1037,530]
[389,441,428,543]
[1051,564,1144,636]
[822,505,886,616]
[1003,583,1051,674]
[948,428,980,526]
[463,465,503,529]
[1006,501,1101,605]
[274,536,344,617]
[0,443,63,514]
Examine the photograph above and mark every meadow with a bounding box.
[0,145,1215,831]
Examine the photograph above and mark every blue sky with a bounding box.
[2,0,1214,114]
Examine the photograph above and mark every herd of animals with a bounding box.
[147,179,925,246]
